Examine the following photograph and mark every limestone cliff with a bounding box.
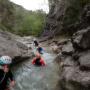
[43,0,90,37]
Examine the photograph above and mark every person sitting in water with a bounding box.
[37,46,44,54]
[32,53,45,66]
[0,56,15,90]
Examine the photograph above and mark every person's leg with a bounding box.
[39,48,44,54]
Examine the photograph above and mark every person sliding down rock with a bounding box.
[32,53,45,66]
[0,56,15,90]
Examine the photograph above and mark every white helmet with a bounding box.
[0,56,12,65]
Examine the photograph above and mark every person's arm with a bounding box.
[32,58,36,65]
[40,58,45,66]
[8,70,15,87]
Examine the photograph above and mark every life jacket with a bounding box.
[32,57,45,66]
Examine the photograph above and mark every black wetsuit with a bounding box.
[34,40,39,47]
[0,69,14,90]
[35,57,42,66]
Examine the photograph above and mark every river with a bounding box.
[12,48,59,90]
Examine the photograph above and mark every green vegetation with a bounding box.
[12,9,46,36]
[0,0,46,36]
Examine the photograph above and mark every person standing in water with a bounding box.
[0,56,15,90]
[32,53,45,66]
[33,39,44,55]
[33,39,39,47]
[37,46,44,54]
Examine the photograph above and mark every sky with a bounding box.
[10,0,49,13]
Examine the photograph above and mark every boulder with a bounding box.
[72,27,90,51]
[0,30,21,58]
[62,41,74,56]
[0,30,31,64]
[59,66,90,90]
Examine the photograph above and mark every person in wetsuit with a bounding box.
[32,53,45,66]
[37,46,44,54]
[33,39,39,47]
[0,56,15,90]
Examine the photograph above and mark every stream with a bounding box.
[12,42,59,90]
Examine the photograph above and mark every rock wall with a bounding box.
[46,0,90,90]
[54,5,90,90]
[56,27,90,90]
[43,0,90,37]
